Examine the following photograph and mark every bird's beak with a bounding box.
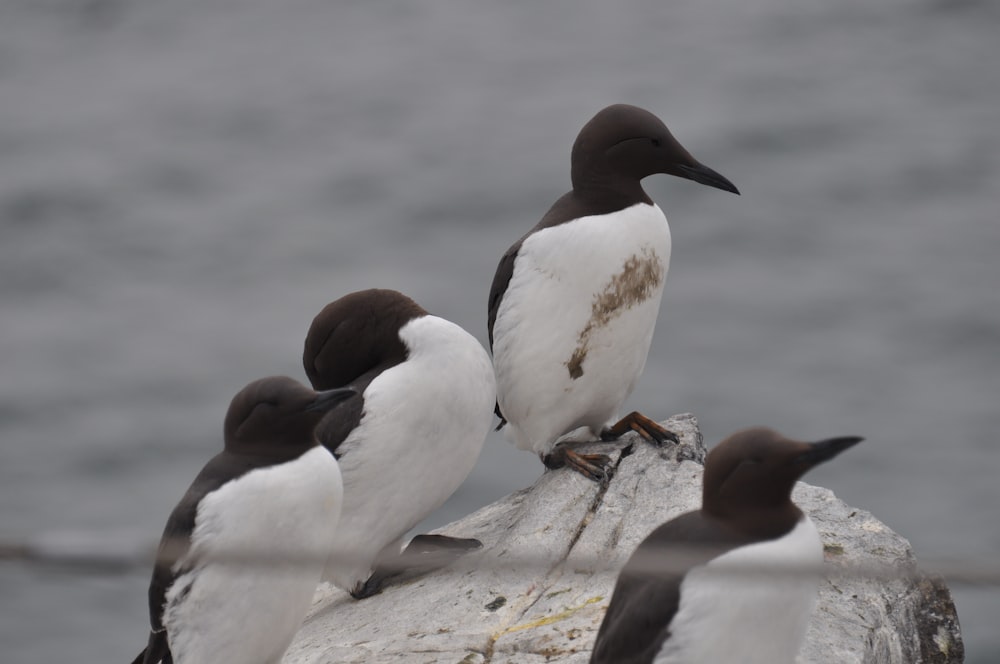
[674,162,740,195]
[306,387,356,412]
[795,436,864,466]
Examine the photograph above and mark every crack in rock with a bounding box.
[482,441,636,662]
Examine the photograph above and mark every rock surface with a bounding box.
[284,414,963,663]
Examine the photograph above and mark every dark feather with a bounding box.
[486,241,522,352]
[314,385,368,456]
[590,512,758,664]
[143,452,275,651]
[131,628,171,664]
[302,290,425,454]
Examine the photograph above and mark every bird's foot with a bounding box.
[350,534,483,600]
[601,411,680,447]
[543,445,613,484]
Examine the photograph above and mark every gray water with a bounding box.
[1,0,998,661]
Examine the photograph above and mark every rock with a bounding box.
[284,414,963,664]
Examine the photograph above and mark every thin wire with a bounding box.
[2,535,999,587]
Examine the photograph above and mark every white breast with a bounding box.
[654,516,823,664]
[164,446,342,664]
[493,203,671,454]
[323,315,496,591]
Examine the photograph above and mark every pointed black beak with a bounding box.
[306,386,356,412]
[796,436,864,466]
[675,162,740,195]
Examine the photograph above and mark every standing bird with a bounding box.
[488,104,739,481]
[132,376,355,664]
[302,288,496,598]
[590,427,863,664]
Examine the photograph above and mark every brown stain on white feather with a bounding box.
[566,247,664,379]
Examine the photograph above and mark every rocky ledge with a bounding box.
[284,414,963,663]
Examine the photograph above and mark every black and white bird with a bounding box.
[590,427,863,664]
[488,104,739,481]
[132,376,355,664]
[302,288,496,598]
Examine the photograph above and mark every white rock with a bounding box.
[284,414,963,664]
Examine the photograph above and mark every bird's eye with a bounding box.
[651,138,661,147]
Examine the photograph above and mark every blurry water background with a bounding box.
[1,0,997,661]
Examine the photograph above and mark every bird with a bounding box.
[488,103,739,482]
[301,288,496,598]
[589,427,864,664]
[132,376,355,664]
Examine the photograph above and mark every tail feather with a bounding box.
[494,402,507,431]
[131,630,171,664]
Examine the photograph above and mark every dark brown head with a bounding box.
[702,427,863,535]
[303,289,428,390]
[222,376,355,457]
[570,104,739,203]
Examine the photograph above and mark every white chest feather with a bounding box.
[323,315,496,591]
[164,446,342,664]
[654,517,823,664]
[493,203,671,453]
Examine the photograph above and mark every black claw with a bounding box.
[569,453,612,484]
[650,428,681,447]
[577,464,606,484]
[589,454,613,471]
[594,464,613,487]
[585,465,608,484]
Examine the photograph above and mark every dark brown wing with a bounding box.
[487,240,522,353]
[130,628,171,664]
[488,191,579,351]
[486,240,523,426]
[142,452,266,654]
[487,191,578,424]
[590,511,752,664]
[313,387,367,456]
